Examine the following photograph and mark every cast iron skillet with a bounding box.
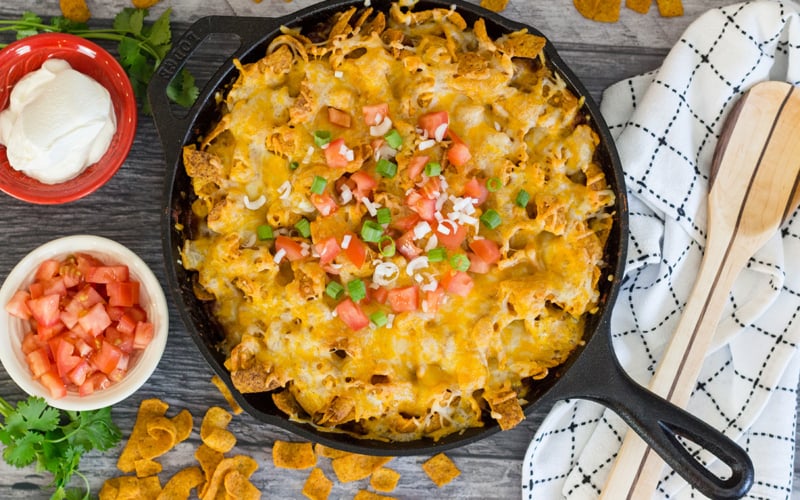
[148,1,753,497]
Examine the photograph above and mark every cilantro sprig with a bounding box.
[0,396,122,500]
[0,9,199,113]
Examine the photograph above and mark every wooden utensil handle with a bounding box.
[601,81,800,499]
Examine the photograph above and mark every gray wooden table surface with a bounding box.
[0,1,797,499]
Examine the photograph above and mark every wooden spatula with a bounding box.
[600,81,800,499]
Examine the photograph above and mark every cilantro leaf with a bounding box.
[66,407,121,452]
[3,431,43,467]
[17,397,60,433]
[146,8,173,49]
[0,396,120,500]
[20,11,42,24]
[167,68,200,108]
[49,16,87,33]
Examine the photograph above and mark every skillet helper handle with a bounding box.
[554,331,753,500]
[147,16,275,167]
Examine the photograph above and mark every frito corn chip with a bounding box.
[496,31,547,59]
[573,0,622,22]
[99,477,120,500]
[302,467,333,500]
[201,455,259,500]
[656,0,683,16]
[134,458,163,478]
[132,0,161,8]
[139,476,163,498]
[211,375,243,415]
[313,443,349,459]
[205,427,237,453]
[171,409,194,442]
[479,0,509,12]
[370,467,401,492]
[195,443,225,497]
[59,0,90,22]
[157,466,204,500]
[115,476,142,500]
[422,453,460,487]
[139,416,178,460]
[626,0,651,13]
[199,406,236,452]
[354,491,396,500]
[118,399,170,473]
[272,441,317,469]
[331,453,392,483]
[224,470,261,500]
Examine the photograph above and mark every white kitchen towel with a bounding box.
[522,1,800,499]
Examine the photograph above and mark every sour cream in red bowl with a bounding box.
[0,33,137,204]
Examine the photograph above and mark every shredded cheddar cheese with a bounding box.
[179,2,615,441]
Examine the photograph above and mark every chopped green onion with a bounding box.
[257,224,274,240]
[376,207,392,225]
[424,161,442,177]
[384,129,403,149]
[480,209,502,229]
[376,158,398,178]
[311,175,327,195]
[427,247,447,262]
[289,160,299,170]
[326,281,345,299]
[515,189,530,207]
[313,130,332,147]
[294,218,311,238]
[487,177,502,192]
[378,235,396,257]
[361,220,384,242]
[449,253,470,272]
[348,279,367,302]
[370,310,388,327]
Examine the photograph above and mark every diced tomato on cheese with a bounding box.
[327,106,352,128]
[435,221,467,250]
[350,171,377,198]
[362,103,389,126]
[336,299,370,331]
[315,236,342,266]
[468,252,491,274]
[462,178,489,205]
[387,286,419,313]
[275,236,306,262]
[405,191,436,221]
[424,286,446,313]
[418,111,449,139]
[311,193,338,217]
[447,142,472,167]
[469,238,501,265]
[442,271,474,297]
[324,138,351,168]
[396,231,422,259]
[342,233,368,269]
[406,155,429,180]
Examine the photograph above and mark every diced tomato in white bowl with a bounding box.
[0,235,168,411]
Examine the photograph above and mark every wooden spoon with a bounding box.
[600,81,800,499]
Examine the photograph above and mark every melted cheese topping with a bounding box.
[180,3,615,442]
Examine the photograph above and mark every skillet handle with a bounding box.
[147,16,276,167]
[552,324,754,500]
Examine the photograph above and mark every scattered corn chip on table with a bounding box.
[1,1,796,499]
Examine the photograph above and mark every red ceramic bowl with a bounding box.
[0,33,137,204]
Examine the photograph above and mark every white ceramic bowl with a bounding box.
[0,235,168,410]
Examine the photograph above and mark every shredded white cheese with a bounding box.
[273,248,286,264]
